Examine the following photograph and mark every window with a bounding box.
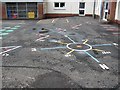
[60,3,65,7]
[55,2,59,7]
[54,2,65,9]
[79,2,85,8]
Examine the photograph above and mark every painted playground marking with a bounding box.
[66,19,69,23]
[72,24,82,30]
[0,46,22,55]
[0,25,21,38]
[99,64,109,70]
[31,48,37,51]
[2,53,9,57]
[35,34,50,42]
[37,32,115,70]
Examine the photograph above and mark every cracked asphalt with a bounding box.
[1,17,120,89]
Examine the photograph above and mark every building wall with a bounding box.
[95,0,102,16]
[1,0,43,2]
[115,0,120,22]
[44,0,94,18]
[1,2,44,19]
[107,0,116,21]
[2,3,7,19]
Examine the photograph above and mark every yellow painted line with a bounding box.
[83,39,88,44]
[57,41,68,45]
[92,49,105,52]
[66,49,74,55]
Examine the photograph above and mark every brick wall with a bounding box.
[2,3,7,19]
[38,3,44,19]
[108,1,116,21]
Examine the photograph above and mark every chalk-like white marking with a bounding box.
[0,46,22,54]
[31,48,37,51]
[113,43,118,46]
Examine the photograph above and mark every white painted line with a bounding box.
[103,64,109,70]
[2,53,9,56]
[0,46,19,48]
[66,19,69,23]
[113,43,118,46]
[99,64,106,70]
[37,20,41,24]
[4,27,11,29]
[112,32,120,35]
[35,35,49,41]
[109,27,117,29]
[31,48,37,51]
[0,46,22,54]
[102,51,111,54]
[65,54,71,57]
[64,35,76,43]
[52,19,55,23]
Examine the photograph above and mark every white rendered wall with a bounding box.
[95,0,102,16]
[45,0,94,15]
[1,0,43,2]
[115,0,120,20]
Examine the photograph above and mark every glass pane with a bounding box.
[105,12,108,19]
[60,3,65,7]
[105,2,108,10]
[55,3,59,7]
[79,10,84,14]
[79,3,85,8]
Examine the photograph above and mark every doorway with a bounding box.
[103,1,109,21]
[79,2,85,16]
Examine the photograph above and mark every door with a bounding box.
[79,2,85,16]
[103,1,109,21]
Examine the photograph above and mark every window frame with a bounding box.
[54,2,65,10]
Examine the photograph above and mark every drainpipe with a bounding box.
[93,0,96,19]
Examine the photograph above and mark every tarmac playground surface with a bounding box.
[1,16,120,88]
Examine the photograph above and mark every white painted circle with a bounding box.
[66,43,92,52]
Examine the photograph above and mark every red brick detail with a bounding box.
[85,14,92,16]
[2,3,7,19]
[108,1,116,21]
[45,14,78,18]
[115,20,120,25]
[38,3,44,19]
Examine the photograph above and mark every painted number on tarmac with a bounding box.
[99,64,109,70]
[102,51,111,54]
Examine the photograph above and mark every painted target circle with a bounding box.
[66,43,92,52]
